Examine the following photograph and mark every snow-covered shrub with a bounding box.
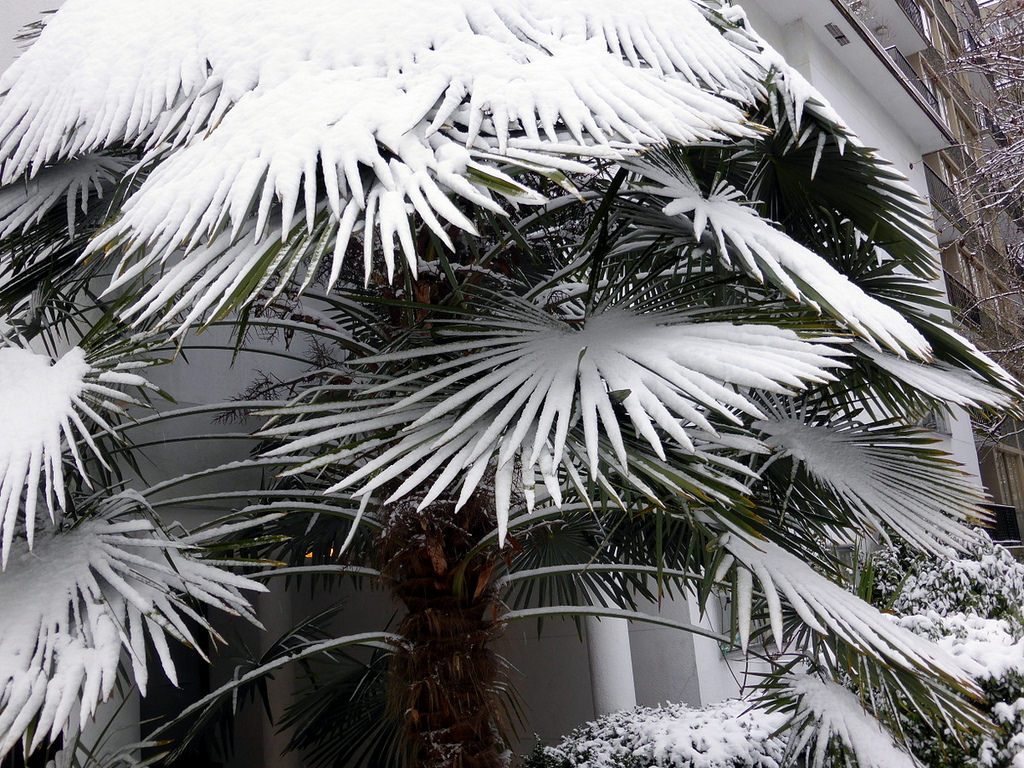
[871,534,1024,627]
[870,537,1024,767]
[890,613,1024,768]
[523,701,787,768]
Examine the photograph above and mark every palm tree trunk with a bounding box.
[382,495,509,768]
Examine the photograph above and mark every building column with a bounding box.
[585,617,637,715]
[259,586,302,768]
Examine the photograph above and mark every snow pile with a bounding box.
[524,700,787,768]
[895,613,1024,682]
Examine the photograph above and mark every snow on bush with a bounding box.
[871,536,1024,767]
[872,534,1024,627]
[523,700,787,768]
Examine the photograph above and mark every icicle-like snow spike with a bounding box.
[736,566,753,652]
[0,346,150,568]
[0,493,264,761]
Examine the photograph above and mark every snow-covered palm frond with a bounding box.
[719,530,975,691]
[0,0,763,178]
[857,343,1018,412]
[0,0,771,313]
[0,493,264,760]
[264,303,843,537]
[784,674,916,768]
[626,159,931,359]
[0,343,151,565]
[914,313,1024,395]
[753,401,987,553]
[0,153,129,240]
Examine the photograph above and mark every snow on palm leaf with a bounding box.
[626,157,931,359]
[753,400,989,554]
[718,531,975,690]
[0,344,150,565]
[0,493,264,760]
[857,343,1019,412]
[0,153,130,240]
[0,0,764,321]
[784,674,917,768]
[264,301,845,541]
[0,0,935,343]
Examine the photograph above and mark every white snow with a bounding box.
[0,345,149,566]
[0,0,768,309]
[0,346,91,561]
[266,306,846,541]
[0,492,264,760]
[874,539,1024,768]
[540,699,788,768]
[787,674,916,768]
[895,613,1024,681]
[0,0,938,338]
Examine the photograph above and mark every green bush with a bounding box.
[869,535,1024,767]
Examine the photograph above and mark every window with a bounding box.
[926,72,950,123]
[919,5,934,42]
[995,448,1024,513]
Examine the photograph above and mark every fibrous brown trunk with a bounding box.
[382,495,509,768]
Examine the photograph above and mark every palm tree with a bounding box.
[0,1,1020,766]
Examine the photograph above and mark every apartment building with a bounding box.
[744,0,1024,547]
[867,0,1024,545]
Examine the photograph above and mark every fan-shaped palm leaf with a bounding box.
[0,493,264,759]
[0,343,151,564]
[265,301,844,537]
[753,399,987,553]
[626,158,931,359]
[0,153,129,241]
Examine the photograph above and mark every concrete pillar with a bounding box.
[259,586,302,768]
[585,617,637,715]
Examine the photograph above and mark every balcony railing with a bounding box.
[895,0,928,38]
[962,27,981,52]
[884,46,940,111]
[943,270,983,327]
[984,503,1022,544]
[926,165,966,225]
